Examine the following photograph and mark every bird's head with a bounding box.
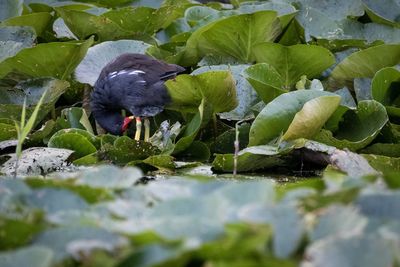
[121,116,134,132]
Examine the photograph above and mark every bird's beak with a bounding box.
[122,116,134,132]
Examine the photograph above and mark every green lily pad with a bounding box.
[244,63,286,104]
[363,0,400,28]
[0,0,23,21]
[330,44,400,83]
[371,67,400,117]
[314,100,388,151]
[0,26,36,63]
[0,37,94,80]
[74,39,151,86]
[253,43,335,90]
[183,10,282,65]
[61,107,94,134]
[166,70,237,114]
[361,143,400,158]
[362,154,400,173]
[212,145,285,172]
[0,246,53,267]
[0,12,52,37]
[192,65,258,120]
[282,95,341,141]
[102,136,159,165]
[75,165,143,189]
[173,99,213,154]
[0,78,70,126]
[142,154,176,170]
[0,123,17,141]
[305,234,393,267]
[48,129,98,158]
[249,90,338,146]
[33,226,127,261]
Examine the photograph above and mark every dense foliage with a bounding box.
[1,0,400,266]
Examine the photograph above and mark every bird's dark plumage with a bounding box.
[91,53,185,135]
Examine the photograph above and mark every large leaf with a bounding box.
[0,37,94,80]
[0,78,69,124]
[0,26,36,63]
[55,7,129,41]
[371,67,400,117]
[0,12,52,37]
[282,95,341,141]
[363,0,400,28]
[0,0,23,21]
[192,65,258,120]
[330,44,400,82]
[0,246,53,267]
[314,100,388,151]
[166,70,237,114]
[48,129,98,158]
[244,63,286,104]
[249,90,338,146]
[252,43,335,90]
[212,145,285,172]
[74,39,151,86]
[183,11,282,65]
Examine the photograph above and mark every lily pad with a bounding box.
[166,70,237,114]
[0,246,53,267]
[48,129,98,158]
[212,145,286,172]
[282,95,341,141]
[363,0,400,27]
[0,26,36,63]
[0,12,52,37]
[0,37,94,80]
[74,39,151,86]
[183,10,282,65]
[252,43,335,90]
[371,67,400,117]
[330,44,400,83]
[0,78,70,126]
[249,90,338,146]
[244,63,286,104]
[0,0,23,21]
[192,65,257,120]
[314,100,388,151]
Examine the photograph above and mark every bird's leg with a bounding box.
[144,118,150,142]
[135,117,142,140]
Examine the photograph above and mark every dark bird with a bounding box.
[91,53,185,141]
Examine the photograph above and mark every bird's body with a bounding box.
[91,53,185,136]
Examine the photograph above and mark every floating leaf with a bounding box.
[314,100,388,151]
[0,246,53,267]
[371,67,400,117]
[0,78,69,126]
[48,129,98,158]
[330,44,400,82]
[192,65,257,120]
[74,39,151,86]
[0,37,94,79]
[245,63,286,104]
[0,0,23,21]
[253,43,335,90]
[0,12,52,37]
[249,90,338,146]
[183,11,282,65]
[282,95,341,141]
[0,26,36,63]
[166,70,237,114]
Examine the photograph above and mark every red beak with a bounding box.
[122,116,134,132]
